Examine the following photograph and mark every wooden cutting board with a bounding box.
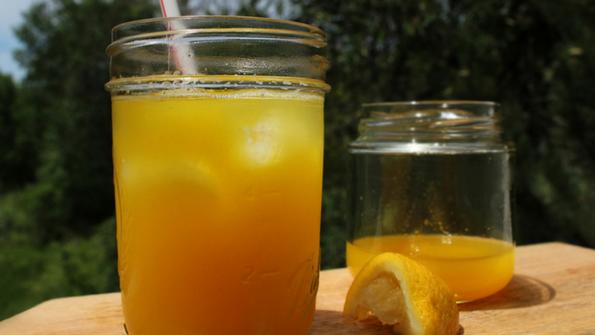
[1,242,594,334]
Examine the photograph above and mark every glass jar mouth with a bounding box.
[106,15,330,85]
[362,101,500,116]
[106,15,327,57]
[352,101,504,151]
[362,101,499,106]
[111,15,326,36]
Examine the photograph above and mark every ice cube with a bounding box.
[118,157,218,197]
[242,119,282,166]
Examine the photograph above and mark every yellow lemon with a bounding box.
[343,252,459,335]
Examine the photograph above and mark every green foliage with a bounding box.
[0,218,118,319]
[11,0,158,242]
[292,0,595,261]
[0,0,157,321]
[0,74,37,190]
[1,0,595,321]
[0,73,18,187]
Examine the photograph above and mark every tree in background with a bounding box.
[1,74,30,190]
[1,0,595,321]
[12,0,159,242]
[292,0,595,266]
[0,0,157,319]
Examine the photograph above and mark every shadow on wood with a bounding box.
[311,310,394,335]
[458,274,555,311]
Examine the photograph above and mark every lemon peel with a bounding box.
[343,252,459,335]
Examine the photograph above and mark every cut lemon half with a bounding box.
[343,252,459,335]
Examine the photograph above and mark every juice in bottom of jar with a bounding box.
[346,234,514,302]
[111,80,324,335]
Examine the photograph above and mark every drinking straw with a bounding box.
[160,0,196,75]
[160,0,181,17]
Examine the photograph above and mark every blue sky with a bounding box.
[0,0,39,82]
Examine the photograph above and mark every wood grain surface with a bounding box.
[1,242,594,334]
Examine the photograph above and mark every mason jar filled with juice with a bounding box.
[106,16,329,335]
[347,101,515,302]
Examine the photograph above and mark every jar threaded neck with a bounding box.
[350,101,506,153]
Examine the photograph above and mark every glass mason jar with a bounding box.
[346,101,515,302]
[105,16,330,335]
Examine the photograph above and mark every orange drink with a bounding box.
[106,16,329,335]
[111,81,324,335]
[347,234,515,302]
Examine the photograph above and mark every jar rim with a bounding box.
[111,15,325,35]
[362,101,500,108]
[361,100,500,118]
[353,100,504,146]
[106,15,330,83]
[107,15,327,56]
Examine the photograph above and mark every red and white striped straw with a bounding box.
[160,0,181,17]
[159,0,195,75]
